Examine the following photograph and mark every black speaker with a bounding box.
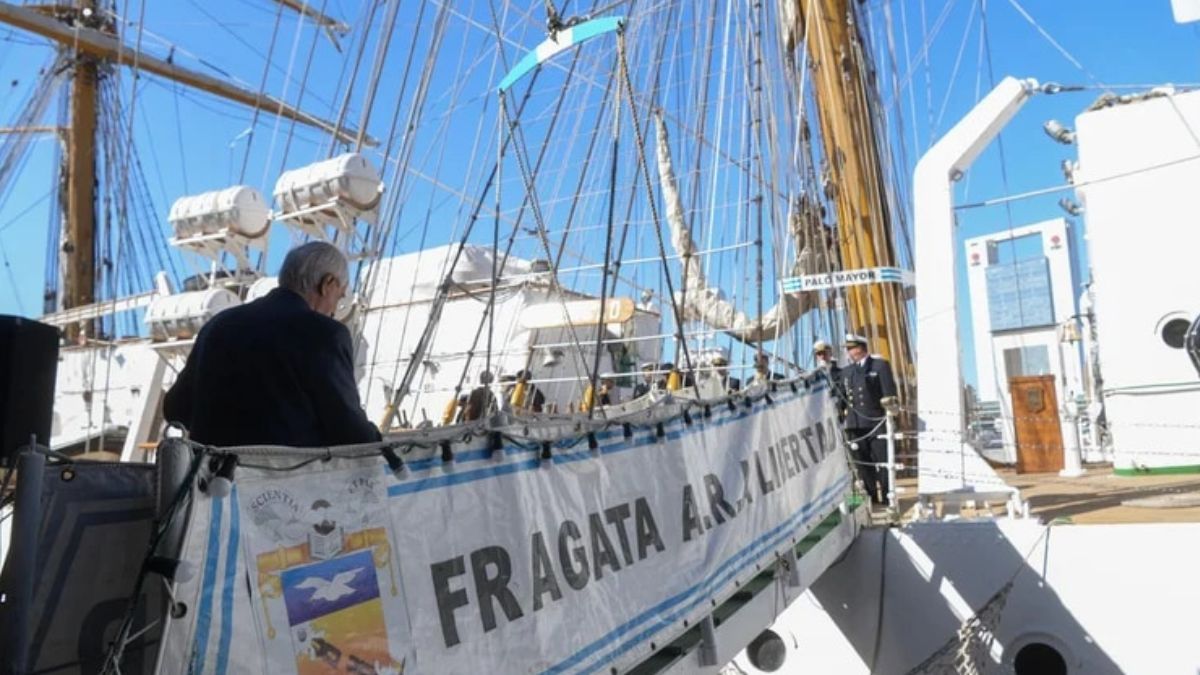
[0,316,59,466]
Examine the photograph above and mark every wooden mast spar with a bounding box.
[0,0,373,339]
[798,0,915,395]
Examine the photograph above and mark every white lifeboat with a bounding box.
[144,288,240,342]
[273,153,382,228]
[167,186,271,240]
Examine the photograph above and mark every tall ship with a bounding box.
[0,1,1198,674]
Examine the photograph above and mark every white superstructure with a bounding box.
[1073,87,1200,473]
[355,244,663,427]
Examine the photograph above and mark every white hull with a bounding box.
[732,518,1200,674]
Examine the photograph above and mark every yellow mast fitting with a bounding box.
[510,379,528,411]
[441,396,458,426]
[667,369,682,391]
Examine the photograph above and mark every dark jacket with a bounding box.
[526,385,545,413]
[163,288,381,447]
[462,385,496,421]
[824,362,847,419]
[842,355,897,430]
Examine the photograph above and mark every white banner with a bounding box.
[780,266,912,292]
[158,381,850,674]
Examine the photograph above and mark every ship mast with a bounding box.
[0,0,369,338]
[800,0,914,391]
[64,0,99,339]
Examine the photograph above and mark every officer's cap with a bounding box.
[844,333,869,348]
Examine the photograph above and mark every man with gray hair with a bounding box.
[164,242,381,446]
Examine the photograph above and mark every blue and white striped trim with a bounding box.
[876,267,904,281]
[780,278,804,293]
[498,16,624,93]
[190,485,242,675]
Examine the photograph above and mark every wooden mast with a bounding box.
[63,0,99,339]
[800,0,914,391]
[0,0,371,338]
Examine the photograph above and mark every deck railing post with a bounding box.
[884,402,899,516]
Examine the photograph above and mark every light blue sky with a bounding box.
[0,0,1197,386]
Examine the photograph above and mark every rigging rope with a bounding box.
[235,0,286,183]
[615,28,703,396]
[1004,0,1110,93]
[376,63,548,429]
[352,0,403,151]
[587,56,621,420]
[276,0,335,181]
[933,0,980,131]
[377,0,611,421]
[326,0,383,157]
[497,96,597,395]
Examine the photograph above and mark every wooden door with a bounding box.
[1008,375,1063,473]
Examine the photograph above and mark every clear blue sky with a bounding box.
[0,0,1197,385]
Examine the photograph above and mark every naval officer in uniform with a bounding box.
[841,333,897,505]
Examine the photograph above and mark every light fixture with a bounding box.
[1058,319,1082,344]
[1058,197,1084,216]
[1043,120,1076,145]
[1061,159,1077,184]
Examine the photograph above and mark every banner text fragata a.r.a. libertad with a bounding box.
[428,416,841,649]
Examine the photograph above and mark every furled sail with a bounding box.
[654,114,820,344]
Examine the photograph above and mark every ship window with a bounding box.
[1013,642,1067,675]
[1161,318,1190,349]
[1003,345,1051,379]
[993,233,1044,264]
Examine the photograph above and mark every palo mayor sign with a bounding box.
[780,266,912,293]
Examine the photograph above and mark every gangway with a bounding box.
[1,372,862,674]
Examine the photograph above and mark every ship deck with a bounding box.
[896,464,1200,524]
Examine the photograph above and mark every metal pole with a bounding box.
[155,439,192,559]
[885,407,897,513]
[698,615,719,666]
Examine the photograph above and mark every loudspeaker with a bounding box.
[0,316,59,466]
